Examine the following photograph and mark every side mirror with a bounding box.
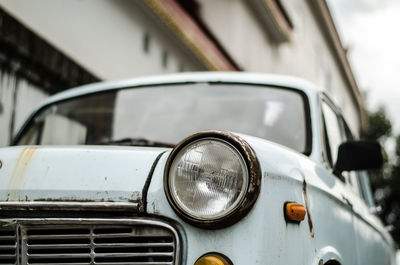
[334,140,383,174]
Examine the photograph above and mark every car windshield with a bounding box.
[16,83,310,153]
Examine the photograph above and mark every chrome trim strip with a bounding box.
[0,202,139,212]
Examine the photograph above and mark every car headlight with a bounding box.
[164,131,261,228]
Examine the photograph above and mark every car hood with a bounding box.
[0,145,168,204]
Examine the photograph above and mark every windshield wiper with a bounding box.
[96,137,175,148]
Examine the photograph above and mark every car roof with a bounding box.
[39,72,320,108]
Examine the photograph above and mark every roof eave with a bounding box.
[308,0,367,134]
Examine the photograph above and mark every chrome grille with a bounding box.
[0,227,17,265]
[0,219,181,265]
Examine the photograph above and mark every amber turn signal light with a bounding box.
[195,253,233,265]
[285,202,306,222]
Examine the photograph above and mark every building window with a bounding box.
[248,0,294,43]
[272,0,293,29]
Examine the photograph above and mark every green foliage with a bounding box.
[364,106,392,140]
[396,134,400,158]
[364,106,400,244]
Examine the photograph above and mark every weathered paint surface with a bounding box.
[302,180,314,238]
[0,145,167,202]
[7,147,38,199]
[147,134,396,265]
[135,73,396,265]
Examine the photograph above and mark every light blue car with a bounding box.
[0,73,396,265]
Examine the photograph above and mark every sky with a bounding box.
[326,0,400,134]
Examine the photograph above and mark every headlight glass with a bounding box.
[168,138,248,220]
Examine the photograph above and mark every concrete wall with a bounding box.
[197,0,360,135]
[0,0,205,80]
[0,72,48,146]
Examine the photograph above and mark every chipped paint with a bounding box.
[7,147,38,199]
[151,201,159,214]
[303,180,314,237]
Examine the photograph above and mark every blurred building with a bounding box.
[0,0,364,146]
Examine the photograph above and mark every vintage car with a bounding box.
[0,72,396,265]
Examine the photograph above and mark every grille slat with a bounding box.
[94,233,172,238]
[0,244,17,249]
[27,253,91,258]
[94,242,174,247]
[91,263,172,265]
[26,234,90,239]
[27,262,90,265]
[0,236,16,239]
[27,244,91,249]
[94,252,174,257]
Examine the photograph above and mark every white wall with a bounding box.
[0,72,48,146]
[0,0,205,81]
[198,0,361,135]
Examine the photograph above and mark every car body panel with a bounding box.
[147,133,395,264]
[0,145,167,203]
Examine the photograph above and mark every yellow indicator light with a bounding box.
[285,202,306,222]
[195,253,232,265]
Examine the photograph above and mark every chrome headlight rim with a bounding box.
[169,137,249,221]
[163,130,262,229]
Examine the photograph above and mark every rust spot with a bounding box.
[319,259,323,265]
[34,197,94,202]
[7,147,38,199]
[302,180,314,237]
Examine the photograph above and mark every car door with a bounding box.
[319,96,359,264]
[321,94,394,265]
[338,120,394,265]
